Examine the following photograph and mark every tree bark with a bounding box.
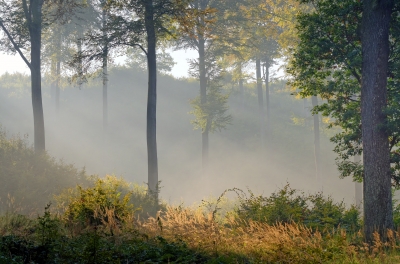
[264,62,270,140]
[361,0,393,242]
[311,96,320,181]
[145,0,158,201]
[256,58,265,148]
[238,62,244,108]
[199,35,208,170]
[56,58,60,114]
[102,6,108,130]
[30,0,45,153]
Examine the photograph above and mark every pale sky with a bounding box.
[0,49,198,78]
[0,49,284,79]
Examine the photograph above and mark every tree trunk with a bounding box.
[311,96,320,181]
[256,58,265,148]
[145,0,158,201]
[199,36,208,170]
[264,62,270,140]
[238,62,244,108]
[198,0,208,171]
[361,0,393,242]
[30,0,45,153]
[102,6,108,130]
[77,33,83,88]
[55,58,60,114]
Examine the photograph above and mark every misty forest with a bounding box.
[0,0,399,262]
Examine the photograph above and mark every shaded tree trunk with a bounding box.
[30,0,45,153]
[238,62,244,108]
[145,0,158,201]
[199,35,208,170]
[311,96,320,181]
[264,62,270,140]
[361,0,393,242]
[55,58,60,114]
[55,31,61,114]
[102,6,108,130]
[77,32,83,88]
[256,58,264,148]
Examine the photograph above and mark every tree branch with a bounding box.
[0,21,31,69]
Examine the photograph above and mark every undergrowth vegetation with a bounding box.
[3,132,400,262]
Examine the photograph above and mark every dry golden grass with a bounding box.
[127,206,400,263]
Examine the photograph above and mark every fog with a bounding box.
[0,67,356,206]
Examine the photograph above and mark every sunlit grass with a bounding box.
[1,176,400,263]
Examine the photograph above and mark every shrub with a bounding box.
[55,175,163,234]
[234,184,361,232]
[0,128,89,214]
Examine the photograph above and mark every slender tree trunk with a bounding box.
[30,0,45,153]
[361,0,393,242]
[256,58,265,148]
[102,7,108,130]
[55,59,60,114]
[199,37,208,170]
[77,33,83,88]
[311,96,320,181]
[55,32,61,114]
[145,0,158,201]
[264,62,270,140]
[50,57,56,101]
[197,1,208,171]
[238,62,244,108]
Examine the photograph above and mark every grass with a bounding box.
[1,180,400,263]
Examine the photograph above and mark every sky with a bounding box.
[0,48,284,79]
[0,49,198,78]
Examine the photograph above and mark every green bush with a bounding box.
[234,184,361,233]
[55,175,163,233]
[0,128,89,214]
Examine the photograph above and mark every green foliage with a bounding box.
[288,0,400,184]
[0,73,30,98]
[190,83,232,133]
[125,47,176,74]
[56,175,162,230]
[0,127,88,214]
[234,184,361,233]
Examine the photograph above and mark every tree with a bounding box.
[288,0,399,241]
[75,0,186,200]
[176,0,224,170]
[0,0,46,153]
[361,0,394,241]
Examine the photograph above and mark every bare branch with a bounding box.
[0,21,31,69]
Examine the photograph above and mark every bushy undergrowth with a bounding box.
[0,128,89,214]
[1,129,400,262]
[232,184,361,233]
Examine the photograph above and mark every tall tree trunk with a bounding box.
[145,0,158,201]
[30,0,45,153]
[55,32,61,114]
[238,62,244,108]
[197,0,208,171]
[77,32,83,88]
[199,36,208,170]
[311,96,320,181]
[55,58,60,114]
[256,58,265,148]
[264,62,270,140]
[361,0,393,242]
[102,6,108,130]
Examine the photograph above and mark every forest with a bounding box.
[0,0,400,262]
